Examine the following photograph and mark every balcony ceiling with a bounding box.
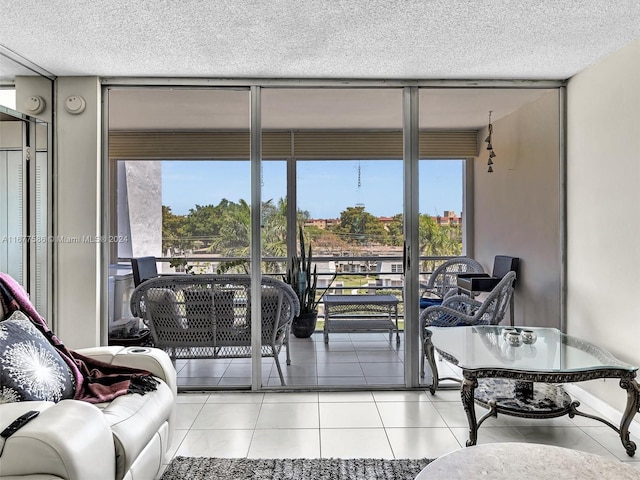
[1,1,639,129]
[108,87,552,130]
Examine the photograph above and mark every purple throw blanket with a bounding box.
[0,272,158,403]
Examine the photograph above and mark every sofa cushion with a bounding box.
[145,287,188,332]
[0,311,75,403]
[97,379,174,478]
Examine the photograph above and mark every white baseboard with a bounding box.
[564,383,640,439]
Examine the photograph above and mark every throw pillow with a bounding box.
[0,311,75,403]
[145,287,187,329]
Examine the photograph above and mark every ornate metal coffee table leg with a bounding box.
[620,376,639,457]
[461,373,479,447]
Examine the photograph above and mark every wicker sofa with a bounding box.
[130,275,300,385]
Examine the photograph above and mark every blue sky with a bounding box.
[162,160,463,218]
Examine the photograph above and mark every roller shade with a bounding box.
[109,130,478,160]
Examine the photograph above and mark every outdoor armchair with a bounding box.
[420,270,517,392]
[419,257,484,308]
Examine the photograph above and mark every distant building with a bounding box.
[375,259,404,288]
[304,218,340,229]
[305,211,460,229]
[378,217,394,230]
[434,210,462,226]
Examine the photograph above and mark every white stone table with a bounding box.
[414,443,639,480]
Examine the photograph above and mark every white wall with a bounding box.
[566,40,640,412]
[473,90,562,327]
[54,77,102,348]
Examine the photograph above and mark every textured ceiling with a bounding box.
[1,0,639,81]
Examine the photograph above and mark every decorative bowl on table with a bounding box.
[502,327,517,338]
[506,331,523,347]
[521,329,538,344]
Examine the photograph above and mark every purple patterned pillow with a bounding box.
[0,311,75,403]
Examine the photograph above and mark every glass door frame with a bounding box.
[403,87,421,387]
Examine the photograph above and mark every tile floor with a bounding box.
[160,330,640,478]
[158,388,640,479]
[174,331,407,388]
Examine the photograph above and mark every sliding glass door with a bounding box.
[108,88,254,388]
[105,84,508,391]
[261,88,406,388]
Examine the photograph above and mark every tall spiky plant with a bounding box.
[285,227,334,314]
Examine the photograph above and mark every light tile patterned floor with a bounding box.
[158,388,640,479]
[159,331,640,479]
[174,331,406,388]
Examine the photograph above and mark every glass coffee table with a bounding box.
[424,325,639,456]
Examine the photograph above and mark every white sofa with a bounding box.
[0,345,177,480]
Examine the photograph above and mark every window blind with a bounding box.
[109,129,478,160]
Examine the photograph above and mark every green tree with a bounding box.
[332,206,389,245]
[211,199,251,255]
[209,197,308,274]
[261,198,287,259]
[418,214,462,270]
[184,203,225,248]
[162,206,188,252]
[386,214,404,246]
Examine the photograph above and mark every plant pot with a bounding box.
[291,311,318,338]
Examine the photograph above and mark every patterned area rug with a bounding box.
[160,457,433,480]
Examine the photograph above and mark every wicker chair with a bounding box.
[130,274,300,385]
[420,257,485,305]
[420,270,517,393]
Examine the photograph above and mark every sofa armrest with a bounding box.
[0,400,115,480]
[76,346,177,398]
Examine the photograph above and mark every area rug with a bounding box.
[160,457,434,480]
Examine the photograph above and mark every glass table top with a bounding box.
[428,326,637,374]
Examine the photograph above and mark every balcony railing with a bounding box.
[117,254,464,331]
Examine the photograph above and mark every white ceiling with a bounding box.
[1,1,639,129]
[1,0,639,81]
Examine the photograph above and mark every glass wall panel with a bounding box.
[260,160,287,273]
[417,87,560,390]
[262,88,405,388]
[418,159,464,273]
[108,88,252,389]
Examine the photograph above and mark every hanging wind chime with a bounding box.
[485,111,497,173]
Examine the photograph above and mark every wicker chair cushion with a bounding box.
[145,288,187,331]
[419,298,443,309]
[183,288,239,333]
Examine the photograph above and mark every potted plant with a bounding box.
[284,227,335,338]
